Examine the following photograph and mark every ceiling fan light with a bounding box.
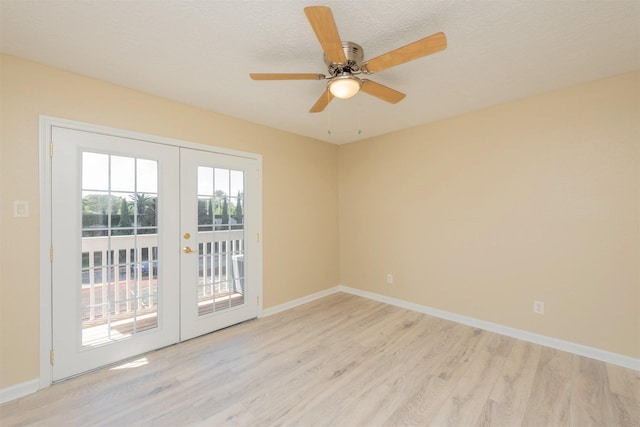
[328,75,361,99]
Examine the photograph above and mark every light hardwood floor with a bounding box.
[1,293,639,426]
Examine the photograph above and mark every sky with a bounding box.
[82,152,244,198]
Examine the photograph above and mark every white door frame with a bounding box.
[39,115,263,389]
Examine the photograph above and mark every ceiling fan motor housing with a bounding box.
[325,41,364,76]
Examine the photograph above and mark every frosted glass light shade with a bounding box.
[328,75,361,99]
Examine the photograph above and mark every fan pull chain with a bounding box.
[357,96,362,135]
[327,90,332,134]
[326,93,363,136]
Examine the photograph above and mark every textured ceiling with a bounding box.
[1,0,639,144]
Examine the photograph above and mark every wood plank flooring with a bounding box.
[1,293,638,426]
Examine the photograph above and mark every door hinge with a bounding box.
[49,143,54,157]
[50,246,54,262]
[256,233,260,243]
[50,350,55,366]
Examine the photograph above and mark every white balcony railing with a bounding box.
[81,230,244,321]
[82,234,158,321]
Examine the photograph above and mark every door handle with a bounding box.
[183,246,194,254]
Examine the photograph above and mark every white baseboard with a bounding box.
[261,286,341,317]
[0,378,39,404]
[338,285,640,371]
[3,284,636,404]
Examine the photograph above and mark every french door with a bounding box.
[179,149,259,340]
[50,125,260,381]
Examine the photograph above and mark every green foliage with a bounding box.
[82,212,106,228]
[221,197,229,225]
[198,199,208,224]
[116,198,132,233]
[130,193,152,215]
[82,193,156,233]
[206,199,213,225]
[216,197,229,230]
[211,191,226,216]
[83,194,121,214]
[233,192,243,229]
[197,198,214,226]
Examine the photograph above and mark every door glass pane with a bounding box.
[81,153,159,347]
[110,156,135,192]
[196,167,245,316]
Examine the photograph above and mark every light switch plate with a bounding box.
[13,200,30,218]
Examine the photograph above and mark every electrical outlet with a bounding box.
[533,300,545,315]
[386,273,394,285]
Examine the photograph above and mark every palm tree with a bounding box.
[130,193,153,215]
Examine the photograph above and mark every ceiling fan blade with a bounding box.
[304,6,347,64]
[250,73,325,80]
[309,89,334,113]
[364,32,447,73]
[360,80,406,104]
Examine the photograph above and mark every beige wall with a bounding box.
[1,52,638,391]
[339,71,640,359]
[0,55,339,388]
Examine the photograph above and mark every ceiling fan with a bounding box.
[250,6,447,113]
